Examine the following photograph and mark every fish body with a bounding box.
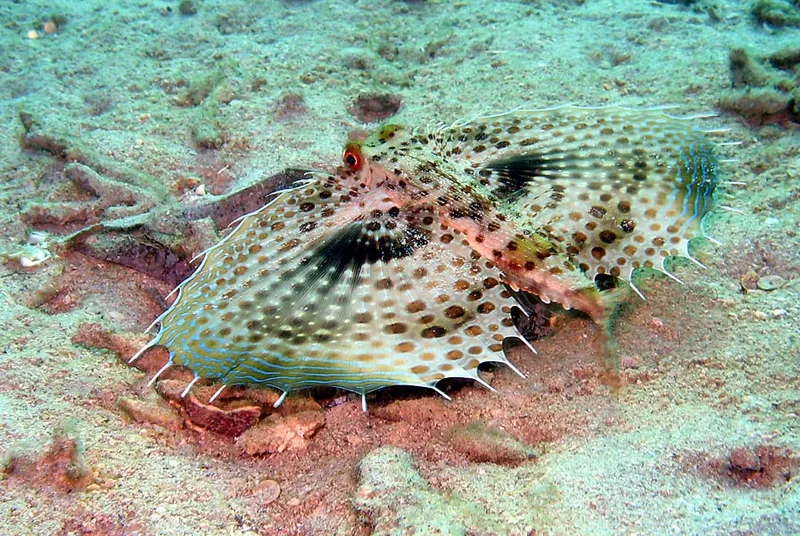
[136,106,720,405]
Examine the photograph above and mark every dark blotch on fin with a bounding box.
[302,220,429,295]
[483,151,564,201]
[593,273,617,291]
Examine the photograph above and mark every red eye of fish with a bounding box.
[343,144,363,171]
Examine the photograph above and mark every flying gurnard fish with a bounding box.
[131,106,724,410]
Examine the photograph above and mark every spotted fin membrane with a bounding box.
[355,106,723,307]
[133,106,725,409]
[441,106,719,289]
[132,173,527,410]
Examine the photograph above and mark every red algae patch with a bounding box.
[684,444,799,488]
[3,423,92,493]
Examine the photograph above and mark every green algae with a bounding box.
[752,0,800,27]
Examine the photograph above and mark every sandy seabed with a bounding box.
[0,1,798,535]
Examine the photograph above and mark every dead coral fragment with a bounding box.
[235,411,325,455]
[22,163,156,227]
[72,322,172,376]
[183,394,262,437]
[3,421,92,493]
[118,394,183,431]
[156,379,262,437]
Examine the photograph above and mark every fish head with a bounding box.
[340,124,451,195]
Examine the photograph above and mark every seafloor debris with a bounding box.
[59,508,145,536]
[178,0,198,16]
[719,47,800,126]
[751,0,800,28]
[726,445,798,487]
[0,230,53,269]
[354,446,506,534]
[235,411,326,455]
[72,323,174,378]
[756,274,787,290]
[72,323,322,442]
[348,92,403,123]
[118,394,184,432]
[249,479,282,506]
[685,444,799,488]
[444,421,539,465]
[274,92,307,120]
[156,379,263,437]
[22,163,158,227]
[2,421,92,493]
[18,110,308,286]
[740,269,788,293]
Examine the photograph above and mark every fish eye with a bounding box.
[342,143,363,171]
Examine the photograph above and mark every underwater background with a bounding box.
[0,0,799,535]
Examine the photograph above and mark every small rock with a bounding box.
[444,421,538,465]
[730,447,761,473]
[251,479,281,505]
[183,394,262,437]
[235,411,325,455]
[348,93,402,123]
[757,274,786,291]
[740,270,760,291]
[178,0,198,15]
[118,395,183,431]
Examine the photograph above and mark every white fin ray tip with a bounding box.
[147,362,172,387]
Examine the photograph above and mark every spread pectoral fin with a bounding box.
[153,178,524,396]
